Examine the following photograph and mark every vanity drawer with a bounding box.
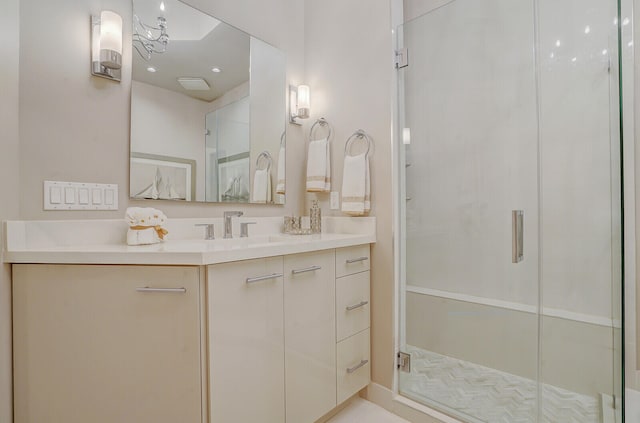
[336,271,370,342]
[336,245,370,278]
[337,328,370,404]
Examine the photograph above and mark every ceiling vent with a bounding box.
[177,77,210,91]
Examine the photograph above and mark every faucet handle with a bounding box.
[195,223,215,240]
[240,222,257,238]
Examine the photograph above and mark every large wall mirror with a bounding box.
[129,0,286,204]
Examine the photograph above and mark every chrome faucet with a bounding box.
[223,211,243,238]
[195,223,215,240]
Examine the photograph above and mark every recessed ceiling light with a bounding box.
[147,66,157,73]
[211,67,222,73]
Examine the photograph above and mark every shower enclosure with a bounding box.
[396,0,624,421]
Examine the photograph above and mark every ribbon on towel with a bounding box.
[129,225,169,240]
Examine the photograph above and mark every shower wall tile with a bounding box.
[406,292,538,381]
[537,0,620,322]
[406,292,615,397]
[403,0,621,323]
[403,0,540,309]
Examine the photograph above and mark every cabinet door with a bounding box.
[13,264,203,423]
[284,250,336,423]
[208,257,285,423]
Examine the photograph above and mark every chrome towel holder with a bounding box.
[256,151,273,171]
[310,117,333,141]
[344,129,373,157]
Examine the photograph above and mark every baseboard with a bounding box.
[315,392,362,423]
[364,383,463,423]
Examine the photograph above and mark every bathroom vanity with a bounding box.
[6,218,374,423]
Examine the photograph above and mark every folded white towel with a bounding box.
[125,207,168,245]
[127,227,162,246]
[125,207,167,227]
[276,145,286,195]
[341,153,370,216]
[252,168,272,203]
[306,138,331,192]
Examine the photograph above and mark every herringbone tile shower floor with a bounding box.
[400,345,601,423]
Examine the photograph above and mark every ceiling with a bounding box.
[132,0,250,102]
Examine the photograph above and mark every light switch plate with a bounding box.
[44,181,118,210]
[330,191,340,210]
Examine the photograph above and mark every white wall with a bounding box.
[249,37,287,203]
[18,0,305,220]
[304,0,395,389]
[0,0,20,421]
[131,81,209,200]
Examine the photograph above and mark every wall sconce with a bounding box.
[289,84,310,125]
[91,10,123,82]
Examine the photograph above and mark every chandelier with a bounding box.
[133,12,169,60]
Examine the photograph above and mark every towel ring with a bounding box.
[280,131,286,147]
[310,117,332,141]
[344,130,373,157]
[256,151,273,172]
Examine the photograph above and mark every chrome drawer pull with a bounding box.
[346,256,369,264]
[136,287,186,293]
[246,273,283,284]
[346,359,369,374]
[346,300,369,311]
[291,265,322,275]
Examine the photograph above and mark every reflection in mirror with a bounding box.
[130,0,286,204]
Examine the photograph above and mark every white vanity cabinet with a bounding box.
[11,241,373,423]
[12,264,205,423]
[284,250,336,423]
[207,257,285,423]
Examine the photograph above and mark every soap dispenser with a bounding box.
[310,200,321,234]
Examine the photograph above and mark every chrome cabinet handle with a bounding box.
[346,256,369,264]
[512,210,524,263]
[346,300,369,311]
[246,273,283,284]
[136,287,186,293]
[346,359,369,374]
[291,265,322,275]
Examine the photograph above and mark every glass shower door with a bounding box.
[397,0,623,422]
[397,2,541,422]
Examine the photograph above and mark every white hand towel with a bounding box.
[276,145,286,195]
[125,207,168,245]
[341,153,370,216]
[125,207,167,227]
[306,138,331,192]
[252,168,272,203]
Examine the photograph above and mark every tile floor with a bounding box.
[329,398,410,423]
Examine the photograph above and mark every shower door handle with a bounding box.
[512,210,524,263]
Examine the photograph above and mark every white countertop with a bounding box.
[3,217,376,265]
